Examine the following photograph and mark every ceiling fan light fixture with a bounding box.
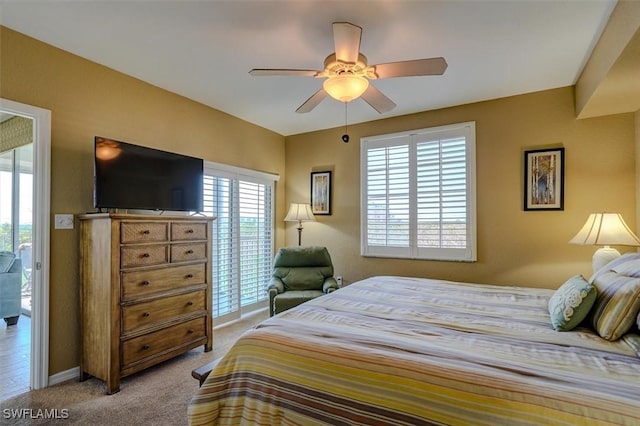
[323,74,369,102]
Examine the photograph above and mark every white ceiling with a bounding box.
[0,0,617,136]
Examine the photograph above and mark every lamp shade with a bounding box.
[569,213,640,272]
[569,213,640,246]
[284,203,316,222]
[323,75,369,102]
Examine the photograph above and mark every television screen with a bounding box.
[94,137,204,212]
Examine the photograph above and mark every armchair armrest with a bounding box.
[267,277,284,293]
[267,277,285,316]
[323,277,339,293]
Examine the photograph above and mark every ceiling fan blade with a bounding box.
[296,89,328,113]
[373,57,448,79]
[361,85,396,114]
[249,69,319,77]
[333,22,362,64]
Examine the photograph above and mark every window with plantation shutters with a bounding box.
[202,162,277,324]
[361,122,476,262]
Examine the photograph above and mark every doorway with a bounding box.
[0,98,51,398]
[0,137,33,399]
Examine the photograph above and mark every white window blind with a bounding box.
[203,162,277,324]
[361,122,476,262]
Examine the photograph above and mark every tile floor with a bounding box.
[0,314,30,401]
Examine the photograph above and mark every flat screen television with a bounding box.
[94,137,204,212]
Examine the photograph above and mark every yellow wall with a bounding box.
[0,27,286,375]
[285,87,636,288]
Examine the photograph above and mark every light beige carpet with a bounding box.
[0,310,268,425]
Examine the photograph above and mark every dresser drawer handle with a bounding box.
[187,329,194,334]
[185,274,194,279]
[141,253,150,258]
[142,312,150,317]
[141,280,150,286]
[185,249,194,254]
[186,229,194,234]
[142,344,151,350]
[186,301,193,306]
[142,230,150,235]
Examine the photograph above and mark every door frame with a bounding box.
[0,98,51,390]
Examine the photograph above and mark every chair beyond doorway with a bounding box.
[0,252,22,325]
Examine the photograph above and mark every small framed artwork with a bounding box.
[524,147,564,211]
[310,171,332,215]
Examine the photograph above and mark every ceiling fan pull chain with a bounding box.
[342,102,350,143]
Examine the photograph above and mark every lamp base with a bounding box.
[592,246,621,273]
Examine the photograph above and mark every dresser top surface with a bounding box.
[78,213,215,221]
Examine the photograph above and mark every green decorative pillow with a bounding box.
[548,275,597,331]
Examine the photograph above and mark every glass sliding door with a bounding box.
[203,162,276,325]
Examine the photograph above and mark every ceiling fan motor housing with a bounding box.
[318,53,378,79]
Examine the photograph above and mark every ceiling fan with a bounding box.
[249,22,447,114]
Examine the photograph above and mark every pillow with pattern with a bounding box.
[548,275,597,331]
[589,253,640,341]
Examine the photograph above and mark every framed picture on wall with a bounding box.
[524,147,564,211]
[310,171,332,215]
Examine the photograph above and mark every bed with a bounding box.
[188,260,640,425]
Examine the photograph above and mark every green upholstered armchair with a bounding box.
[267,246,339,316]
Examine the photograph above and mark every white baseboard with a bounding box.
[48,366,79,386]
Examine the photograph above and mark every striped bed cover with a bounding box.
[188,276,640,425]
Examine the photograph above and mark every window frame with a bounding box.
[360,121,477,262]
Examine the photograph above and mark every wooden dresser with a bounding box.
[78,213,214,394]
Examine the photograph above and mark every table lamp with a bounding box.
[284,203,316,246]
[569,212,640,272]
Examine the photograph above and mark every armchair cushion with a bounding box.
[273,290,324,314]
[273,246,333,268]
[0,251,16,273]
[275,268,327,291]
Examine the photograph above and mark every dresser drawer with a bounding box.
[122,290,205,333]
[122,317,206,367]
[171,222,207,241]
[121,222,168,244]
[171,243,206,263]
[121,244,168,268]
[121,263,205,300]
